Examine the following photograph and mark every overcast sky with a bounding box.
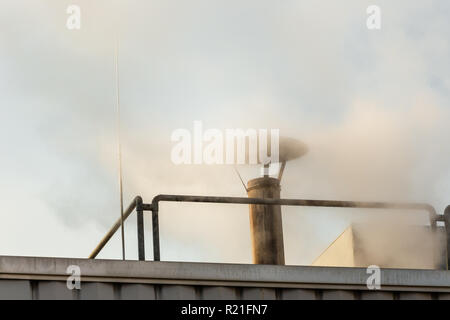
[0,0,449,265]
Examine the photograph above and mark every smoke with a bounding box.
[282,100,450,266]
[0,0,449,263]
[352,222,446,269]
[92,94,449,264]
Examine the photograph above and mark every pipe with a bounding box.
[444,205,450,269]
[152,207,160,262]
[149,194,439,262]
[150,194,438,224]
[136,196,145,261]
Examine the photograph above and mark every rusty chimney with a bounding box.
[247,176,285,265]
[243,136,307,265]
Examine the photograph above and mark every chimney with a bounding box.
[247,176,285,265]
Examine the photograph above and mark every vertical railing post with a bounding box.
[152,203,161,261]
[136,196,145,261]
[444,205,450,270]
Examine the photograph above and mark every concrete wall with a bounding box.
[0,256,449,300]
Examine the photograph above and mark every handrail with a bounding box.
[445,205,450,268]
[89,196,141,259]
[149,194,439,261]
[150,194,438,217]
[90,194,443,264]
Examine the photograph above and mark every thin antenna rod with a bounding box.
[114,36,126,260]
[234,166,248,193]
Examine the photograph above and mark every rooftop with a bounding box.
[1,255,450,300]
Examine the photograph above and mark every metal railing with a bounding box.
[445,205,450,268]
[89,194,449,268]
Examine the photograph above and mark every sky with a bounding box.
[0,0,449,265]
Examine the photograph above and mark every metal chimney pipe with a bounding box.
[247,177,285,265]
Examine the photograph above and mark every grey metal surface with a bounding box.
[1,256,450,300]
[241,288,277,300]
[0,280,32,300]
[201,287,238,300]
[121,283,156,300]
